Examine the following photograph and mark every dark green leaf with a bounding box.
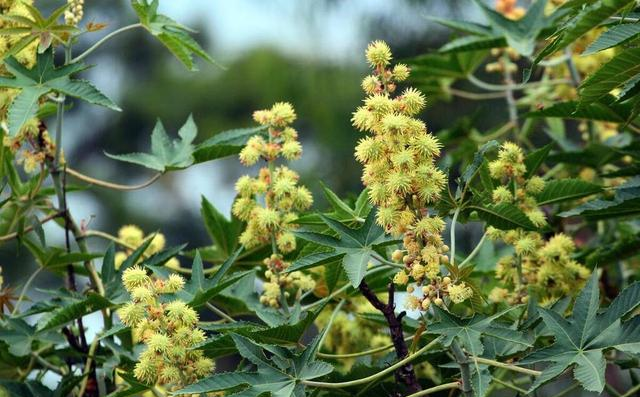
[536,179,602,205]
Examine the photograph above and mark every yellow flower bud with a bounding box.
[365,40,392,67]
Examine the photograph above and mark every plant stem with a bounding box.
[502,54,519,135]
[491,376,528,394]
[467,73,571,91]
[317,299,345,355]
[0,211,62,243]
[620,383,640,397]
[11,267,44,315]
[71,23,143,63]
[77,336,100,397]
[205,302,236,323]
[358,281,421,393]
[317,336,414,359]
[302,336,442,389]
[470,356,541,376]
[448,88,506,100]
[451,341,473,397]
[458,232,488,268]
[372,253,406,269]
[65,167,162,191]
[405,382,461,397]
[449,207,460,267]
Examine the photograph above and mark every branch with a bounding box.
[66,167,162,191]
[359,281,421,394]
[302,336,443,389]
[71,23,143,63]
[0,211,63,242]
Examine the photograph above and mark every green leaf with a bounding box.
[522,273,640,393]
[524,143,552,178]
[105,115,198,172]
[407,50,488,79]
[37,293,112,331]
[0,50,119,135]
[578,48,640,106]
[292,211,396,287]
[428,17,492,36]
[525,98,636,122]
[319,181,360,222]
[174,248,247,308]
[470,203,537,231]
[460,140,499,185]
[0,319,64,357]
[535,179,602,205]
[472,0,550,56]
[192,126,267,164]
[559,177,640,219]
[584,22,640,54]
[534,0,636,62]
[131,0,219,71]
[200,196,241,256]
[178,330,332,396]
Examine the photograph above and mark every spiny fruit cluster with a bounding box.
[486,142,590,304]
[233,103,315,307]
[260,254,315,308]
[353,41,469,309]
[114,225,180,270]
[118,266,213,389]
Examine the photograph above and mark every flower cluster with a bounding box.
[232,103,315,307]
[260,254,315,308]
[114,225,180,271]
[486,142,590,304]
[64,0,84,26]
[118,266,213,389]
[353,41,468,309]
[495,0,525,20]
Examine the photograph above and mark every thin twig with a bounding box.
[71,23,143,63]
[205,302,236,323]
[66,167,162,191]
[0,211,63,242]
[458,232,488,268]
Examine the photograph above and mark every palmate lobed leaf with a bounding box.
[522,272,640,393]
[290,210,396,287]
[131,0,220,71]
[179,333,331,396]
[0,49,119,136]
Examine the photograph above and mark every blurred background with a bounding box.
[5,0,485,261]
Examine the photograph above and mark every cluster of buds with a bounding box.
[488,231,590,305]
[114,225,180,271]
[485,48,520,74]
[233,102,312,252]
[64,0,84,26]
[353,41,462,308]
[488,142,547,227]
[118,266,214,389]
[233,103,314,307]
[495,0,525,20]
[486,143,590,304]
[403,275,473,310]
[260,254,315,308]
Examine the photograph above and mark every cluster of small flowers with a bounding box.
[259,254,315,308]
[495,0,525,20]
[488,232,590,305]
[486,142,590,304]
[232,103,314,307]
[402,274,473,311]
[488,142,548,227]
[64,0,84,26]
[118,266,214,389]
[485,48,520,74]
[232,102,313,251]
[114,225,180,270]
[353,41,465,309]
